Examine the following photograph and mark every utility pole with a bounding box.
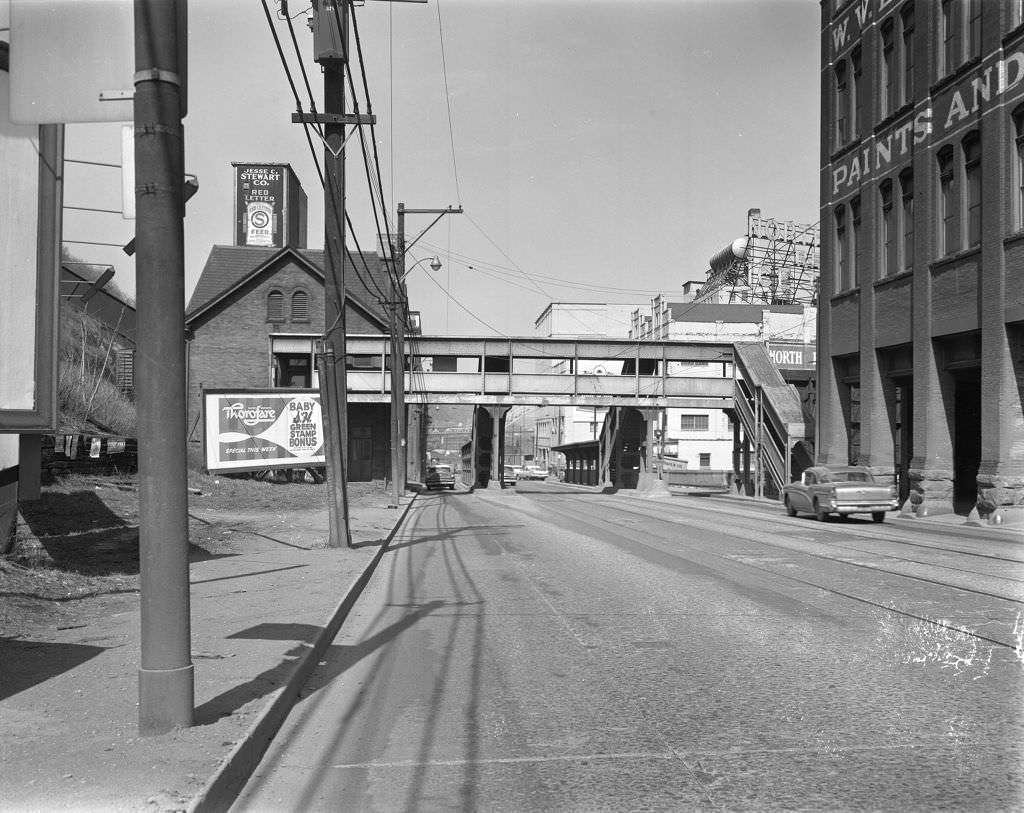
[298,0,374,546]
[392,204,461,504]
[135,0,191,734]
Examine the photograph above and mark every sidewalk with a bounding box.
[1,493,416,813]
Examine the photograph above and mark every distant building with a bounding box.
[523,302,644,471]
[630,295,817,472]
[819,1,1024,520]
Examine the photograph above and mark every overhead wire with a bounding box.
[435,0,461,205]
[274,1,393,317]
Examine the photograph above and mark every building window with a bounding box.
[941,0,962,77]
[680,414,709,431]
[880,180,895,277]
[850,196,861,287]
[963,132,981,248]
[938,145,956,256]
[967,0,981,60]
[698,453,712,469]
[834,204,847,290]
[291,289,310,322]
[901,3,915,106]
[835,61,848,147]
[267,289,284,322]
[851,47,863,138]
[1014,0,1024,29]
[900,169,914,271]
[881,21,896,118]
[1013,107,1024,232]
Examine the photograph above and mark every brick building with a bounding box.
[819,1,1024,521]
[184,163,398,481]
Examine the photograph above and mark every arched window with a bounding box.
[900,3,915,106]
[850,195,862,287]
[937,145,956,256]
[834,61,849,148]
[267,289,284,322]
[881,20,896,118]
[899,169,914,271]
[962,132,981,249]
[834,204,847,291]
[879,179,895,277]
[851,47,863,138]
[1013,106,1024,232]
[291,289,310,322]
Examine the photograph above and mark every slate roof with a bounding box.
[185,244,392,328]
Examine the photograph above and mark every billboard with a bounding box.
[1,55,60,432]
[204,390,325,473]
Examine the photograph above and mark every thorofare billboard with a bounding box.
[203,390,324,473]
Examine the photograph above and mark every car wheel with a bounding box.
[813,499,829,522]
[784,496,797,517]
[872,511,885,523]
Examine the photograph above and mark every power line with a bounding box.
[435,0,461,205]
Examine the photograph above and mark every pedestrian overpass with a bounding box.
[341,335,813,496]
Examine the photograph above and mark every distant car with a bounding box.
[782,465,898,523]
[503,464,522,483]
[518,465,549,481]
[425,464,456,490]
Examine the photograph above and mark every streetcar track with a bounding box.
[564,498,1024,606]
[495,491,1023,651]
[540,490,1024,566]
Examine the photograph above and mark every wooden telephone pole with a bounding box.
[297,0,374,546]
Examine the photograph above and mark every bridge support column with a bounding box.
[635,408,671,496]
[485,408,508,489]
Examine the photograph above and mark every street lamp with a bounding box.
[388,255,442,507]
[401,255,442,282]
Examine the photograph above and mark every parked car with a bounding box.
[782,465,898,523]
[425,464,456,490]
[503,464,522,482]
[518,465,549,481]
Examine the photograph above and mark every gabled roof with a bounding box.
[185,244,391,330]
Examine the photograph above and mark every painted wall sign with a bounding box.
[767,343,817,369]
[829,47,1024,198]
[828,0,903,60]
[235,165,284,247]
[203,390,325,473]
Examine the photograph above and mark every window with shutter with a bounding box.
[291,289,310,322]
[267,290,284,322]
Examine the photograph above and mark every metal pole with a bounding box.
[318,0,352,545]
[390,204,407,506]
[388,298,402,507]
[317,346,347,545]
[135,0,192,735]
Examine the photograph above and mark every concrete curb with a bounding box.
[186,495,417,813]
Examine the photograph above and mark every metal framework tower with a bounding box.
[699,209,820,306]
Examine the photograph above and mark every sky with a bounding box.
[39,0,821,338]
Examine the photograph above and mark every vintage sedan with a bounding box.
[782,465,898,523]
[425,464,456,490]
[518,465,549,481]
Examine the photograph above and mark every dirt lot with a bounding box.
[1,471,386,637]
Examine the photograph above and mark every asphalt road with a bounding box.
[232,483,1024,812]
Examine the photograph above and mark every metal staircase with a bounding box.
[732,343,811,498]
